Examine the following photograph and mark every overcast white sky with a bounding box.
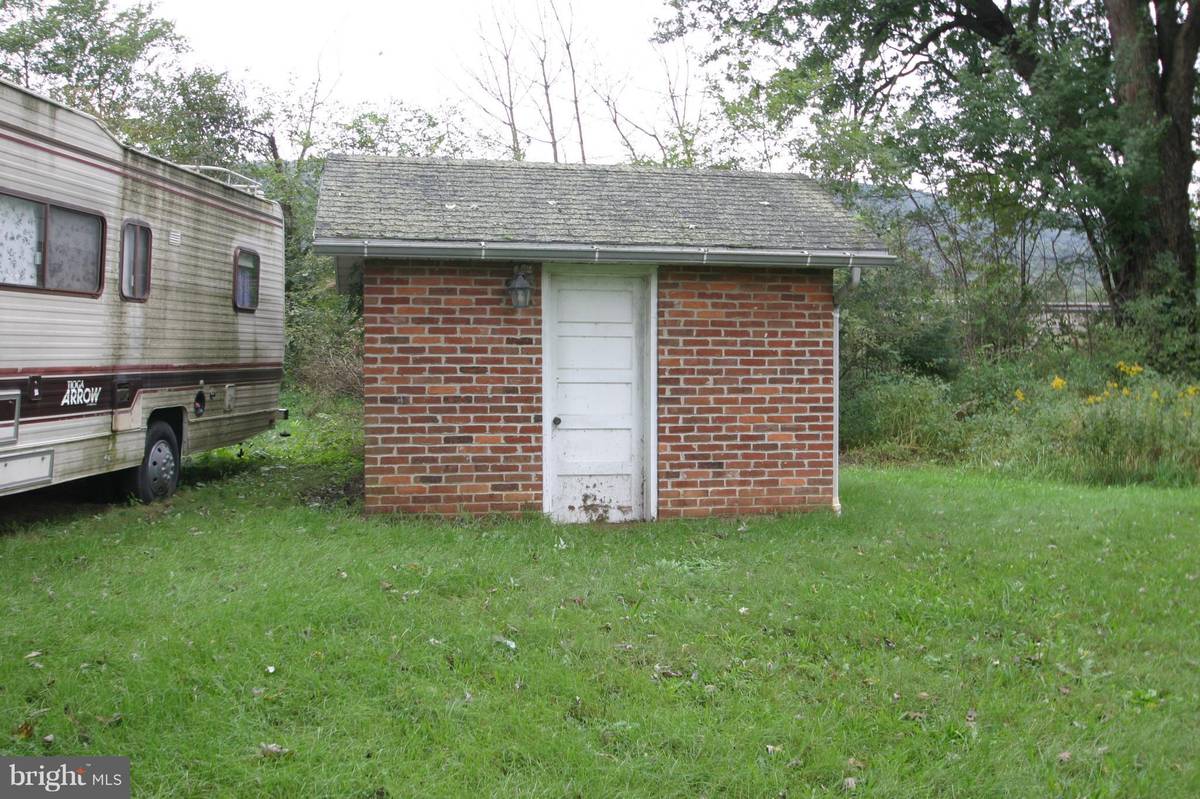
[130,0,714,164]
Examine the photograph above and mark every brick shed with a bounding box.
[313,156,892,521]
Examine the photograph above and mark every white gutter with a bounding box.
[830,263,862,515]
[311,237,895,268]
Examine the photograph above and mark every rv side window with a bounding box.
[0,192,103,295]
[46,206,104,292]
[234,249,259,311]
[121,223,152,300]
[0,194,44,288]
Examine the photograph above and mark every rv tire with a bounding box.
[130,421,180,503]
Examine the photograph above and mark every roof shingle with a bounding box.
[314,155,888,253]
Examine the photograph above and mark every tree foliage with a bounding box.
[0,0,181,119]
[664,0,1200,367]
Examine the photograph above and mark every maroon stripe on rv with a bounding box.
[0,367,284,422]
[0,125,283,229]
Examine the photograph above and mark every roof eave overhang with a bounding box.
[311,237,895,268]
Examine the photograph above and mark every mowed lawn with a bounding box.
[1,401,1198,797]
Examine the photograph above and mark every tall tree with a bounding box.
[0,0,181,121]
[665,0,1200,353]
[123,67,265,167]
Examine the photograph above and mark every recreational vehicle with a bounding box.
[0,80,285,502]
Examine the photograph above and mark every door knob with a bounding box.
[552,416,562,426]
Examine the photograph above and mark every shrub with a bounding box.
[948,358,1037,414]
[1044,376,1200,486]
[839,262,962,381]
[285,256,363,398]
[841,360,1200,487]
[841,374,965,460]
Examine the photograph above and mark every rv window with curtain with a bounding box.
[121,222,152,300]
[0,193,103,294]
[46,206,103,292]
[234,249,259,311]
[0,193,43,288]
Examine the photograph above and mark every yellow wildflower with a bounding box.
[1106,380,1119,390]
[1051,376,1067,391]
[1014,388,1026,402]
[1122,387,1131,397]
[1116,361,1144,377]
[1186,385,1199,398]
[1085,394,1104,405]
[1151,389,1161,400]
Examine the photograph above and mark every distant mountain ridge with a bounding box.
[852,186,1103,301]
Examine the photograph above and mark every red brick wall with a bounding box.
[362,261,542,515]
[656,266,836,517]
[362,261,836,517]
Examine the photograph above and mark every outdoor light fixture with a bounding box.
[505,269,533,308]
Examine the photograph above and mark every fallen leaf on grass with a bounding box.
[491,635,517,651]
[1058,685,1072,696]
[847,757,865,769]
[766,744,783,755]
[41,734,54,747]
[380,581,396,593]
[1057,751,1072,764]
[24,651,42,660]
[14,721,34,740]
[843,776,858,792]
[258,742,291,758]
[95,714,122,727]
[900,710,927,721]
[965,709,978,723]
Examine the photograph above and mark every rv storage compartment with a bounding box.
[0,450,53,493]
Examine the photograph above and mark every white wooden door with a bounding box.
[545,272,649,522]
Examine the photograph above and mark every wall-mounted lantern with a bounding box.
[505,269,533,308]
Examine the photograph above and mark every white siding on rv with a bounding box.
[0,83,284,373]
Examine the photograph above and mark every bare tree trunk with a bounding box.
[530,11,561,162]
[468,15,528,160]
[550,0,587,163]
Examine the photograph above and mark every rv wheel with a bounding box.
[130,421,180,503]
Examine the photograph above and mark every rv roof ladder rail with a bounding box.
[179,165,266,197]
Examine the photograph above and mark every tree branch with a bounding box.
[958,0,1040,80]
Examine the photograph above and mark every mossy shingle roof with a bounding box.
[315,155,888,253]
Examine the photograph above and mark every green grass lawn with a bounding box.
[1,397,1198,797]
